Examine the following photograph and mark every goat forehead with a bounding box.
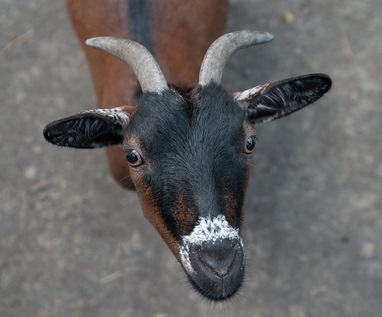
[128,86,246,154]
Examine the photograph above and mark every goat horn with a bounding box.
[86,37,167,93]
[199,30,274,86]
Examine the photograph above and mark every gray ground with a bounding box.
[1,0,381,316]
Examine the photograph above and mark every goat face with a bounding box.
[125,84,249,299]
[43,31,332,300]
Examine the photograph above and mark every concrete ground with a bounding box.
[1,0,381,316]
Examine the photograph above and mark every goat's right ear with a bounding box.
[43,106,133,149]
[233,74,332,124]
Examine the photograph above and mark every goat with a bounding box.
[43,0,332,301]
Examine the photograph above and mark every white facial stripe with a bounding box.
[179,215,242,273]
[82,107,130,126]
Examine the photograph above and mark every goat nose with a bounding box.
[191,239,242,278]
[201,245,236,277]
[186,238,245,300]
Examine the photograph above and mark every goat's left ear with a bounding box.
[43,106,133,148]
[233,73,332,124]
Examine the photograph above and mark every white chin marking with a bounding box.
[179,215,242,274]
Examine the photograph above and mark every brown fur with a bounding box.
[173,193,197,236]
[133,174,180,260]
[223,189,240,228]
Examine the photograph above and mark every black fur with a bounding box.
[126,83,249,240]
[127,0,153,53]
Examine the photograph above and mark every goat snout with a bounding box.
[188,239,245,300]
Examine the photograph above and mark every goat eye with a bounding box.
[244,136,256,154]
[125,149,143,167]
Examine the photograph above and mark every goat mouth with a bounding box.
[182,239,245,301]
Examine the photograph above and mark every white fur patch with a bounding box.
[233,85,263,101]
[179,215,241,273]
[83,107,130,126]
[233,83,271,105]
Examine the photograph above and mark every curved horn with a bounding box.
[199,30,274,86]
[86,37,167,93]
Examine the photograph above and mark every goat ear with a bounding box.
[233,74,332,124]
[43,106,133,148]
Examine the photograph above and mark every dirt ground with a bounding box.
[1,0,381,316]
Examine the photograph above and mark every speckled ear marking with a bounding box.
[179,215,242,272]
[82,107,130,126]
[232,83,270,107]
[43,107,131,149]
